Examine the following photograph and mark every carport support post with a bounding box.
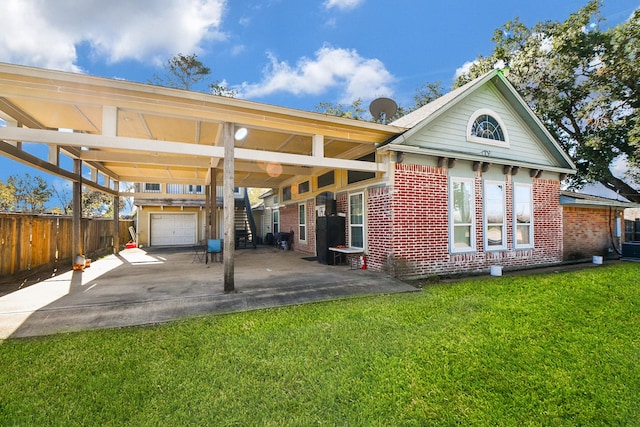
[223,122,235,292]
[113,180,120,253]
[210,168,217,238]
[72,158,83,262]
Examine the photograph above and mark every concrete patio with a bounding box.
[0,246,417,339]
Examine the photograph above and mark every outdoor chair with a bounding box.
[206,239,223,264]
[192,241,206,263]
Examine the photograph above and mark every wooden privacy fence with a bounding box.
[0,213,133,278]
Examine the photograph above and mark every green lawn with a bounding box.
[1,263,638,426]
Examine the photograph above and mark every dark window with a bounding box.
[144,183,161,192]
[283,186,292,201]
[347,152,376,184]
[471,115,505,141]
[317,171,335,188]
[298,181,310,194]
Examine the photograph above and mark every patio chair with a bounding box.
[206,239,223,264]
[192,241,207,263]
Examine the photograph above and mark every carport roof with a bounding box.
[0,62,405,191]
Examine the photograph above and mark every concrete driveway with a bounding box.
[0,246,417,339]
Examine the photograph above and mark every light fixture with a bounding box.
[234,127,248,141]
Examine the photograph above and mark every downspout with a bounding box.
[609,207,622,256]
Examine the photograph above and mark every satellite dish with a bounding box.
[369,97,397,124]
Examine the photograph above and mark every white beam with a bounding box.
[48,144,59,166]
[0,127,386,173]
[312,134,324,158]
[102,106,118,136]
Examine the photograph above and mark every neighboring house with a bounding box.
[258,189,279,244]
[560,191,639,260]
[132,184,252,247]
[274,70,577,277]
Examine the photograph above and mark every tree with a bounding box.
[151,53,236,97]
[53,182,123,217]
[82,189,118,218]
[411,81,446,111]
[1,173,52,213]
[151,53,211,91]
[0,177,16,212]
[314,82,445,122]
[315,98,368,120]
[210,80,238,97]
[455,1,640,201]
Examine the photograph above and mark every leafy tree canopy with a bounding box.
[315,82,445,123]
[151,53,236,97]
[455,0,640,201]
[0,173,52,213]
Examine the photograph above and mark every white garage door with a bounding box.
[150,213,197,246]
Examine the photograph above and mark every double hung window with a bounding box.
[450,178,475,252]
[484,182,506,250]
[349,193,364,248]
[298,203,307,243]
[514,184,533,248]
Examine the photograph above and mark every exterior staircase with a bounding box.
[233,191,257,248]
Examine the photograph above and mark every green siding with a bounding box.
[404,84,557,167]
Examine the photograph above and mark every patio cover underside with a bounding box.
[0,62,404,192]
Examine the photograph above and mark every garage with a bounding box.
[150,213,197,246]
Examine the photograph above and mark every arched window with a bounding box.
[467,109,509,146]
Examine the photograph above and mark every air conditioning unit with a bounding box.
[622,242,640,259]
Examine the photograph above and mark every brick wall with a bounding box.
[532,179,563,263]
[279,200,315,255]
[563,206,622,260]
[366,186,393,272]
[384,163,449,276]
[379,163,565,278]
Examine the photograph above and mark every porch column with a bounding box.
[205,182,211,239]
[222,122,235,292]
[113,180,120,253]
[211,167,217,239]
[72,158,83,262]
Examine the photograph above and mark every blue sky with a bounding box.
[0,0,638,205]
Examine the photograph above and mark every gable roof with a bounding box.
[383,70,576,174]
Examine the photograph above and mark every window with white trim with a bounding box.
[514,184,533,248]
[467,109,509,146]
[450,178,475,252]
[349,193,364,249]
[273,210,279,234]
[144,182,161,193]
[298,203,307,243]
[484,181,506,250]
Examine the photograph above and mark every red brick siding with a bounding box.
[532,179,563,264]
[382,163,449,276]
[379,163,565,278]
[279,200,315,255]
[366,186,393,272]
[336,192,349,244]
[562,206,622,260]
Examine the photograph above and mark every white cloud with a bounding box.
[454,61,476,79]
[236,45,394,103]
[0,0,226,72]
[323,0,364,11]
